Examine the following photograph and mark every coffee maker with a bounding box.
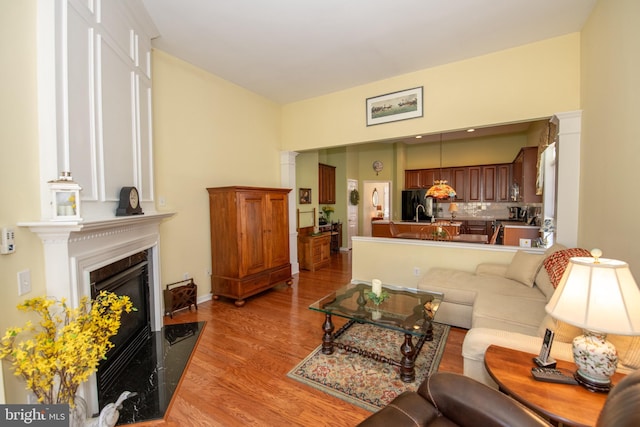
[509,207,522,221]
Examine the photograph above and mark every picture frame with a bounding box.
[299,188,311,204]
[366,86,423,126]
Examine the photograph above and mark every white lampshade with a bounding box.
[545,256,640,335]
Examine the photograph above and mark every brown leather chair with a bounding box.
[357,369,640,427]
[357,372,550,427]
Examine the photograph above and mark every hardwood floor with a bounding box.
[137,252,466,427]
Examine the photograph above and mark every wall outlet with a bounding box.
[519,238,532,248]
[413,267,421,276]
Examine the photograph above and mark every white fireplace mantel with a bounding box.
[19,212,174,414]
[19,213,173,316]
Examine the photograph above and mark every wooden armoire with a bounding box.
[207,186,292,306]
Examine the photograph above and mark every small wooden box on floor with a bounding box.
[207,186,292,306]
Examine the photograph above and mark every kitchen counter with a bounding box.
[501,221,539,229]
[375,220,462,227]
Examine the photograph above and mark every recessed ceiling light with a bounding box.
[467,128,475,133]
[415,135,422,138]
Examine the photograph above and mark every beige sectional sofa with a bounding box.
[417,244,639,388]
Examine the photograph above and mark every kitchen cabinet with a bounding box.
[405,169,435,189]
[496,164,512,202]
[319,163,336,204]
[464,220,491,236]
[450,168,467,202]
[298,233,331,271]
[404,162,510,203]
[512,147,541,203]
[467,166,482,202]
[207,186,292,306]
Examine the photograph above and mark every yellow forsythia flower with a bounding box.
[0,291,134,405]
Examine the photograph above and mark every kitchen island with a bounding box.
[501,221,540,246]
[371,220,461,239]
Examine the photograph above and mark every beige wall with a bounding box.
[352,237,531,286]
[282,34,581,151]
[0,0,48,403]
[579,0,640,275]
[151,50,284,294]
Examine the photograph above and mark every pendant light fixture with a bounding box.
[426,134,457,199]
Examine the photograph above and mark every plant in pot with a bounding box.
[0,291,135,425]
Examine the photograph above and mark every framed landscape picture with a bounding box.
[366,86,423,126]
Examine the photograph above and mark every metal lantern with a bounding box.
[49,172,82,221]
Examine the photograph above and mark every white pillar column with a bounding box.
[281,151,300,274]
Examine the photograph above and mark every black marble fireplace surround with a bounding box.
[98,321,205,425]
[90,251,205,424]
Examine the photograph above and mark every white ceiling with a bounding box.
[142,0,596,105]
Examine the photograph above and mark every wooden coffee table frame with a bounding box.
[484,345,625,427]
[311,282,442,383]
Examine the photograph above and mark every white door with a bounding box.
[346,179,359,249]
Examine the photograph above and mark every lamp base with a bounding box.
[574,370,611,393]
[572,330,618,393]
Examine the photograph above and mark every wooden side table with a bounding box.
[484,345,625,427]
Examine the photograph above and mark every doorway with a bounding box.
[362,181,391,236]
[346,179,359,249]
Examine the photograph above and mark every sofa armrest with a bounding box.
[461,328,574,388]
[475,263,509,277]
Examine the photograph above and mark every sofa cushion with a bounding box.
[505,251,544,287]
[543,247,592,288]
[473,288,548,336]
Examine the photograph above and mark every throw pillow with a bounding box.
[534,243,568,300]
[608,335,640,370]
[543,248,592,288]
[505,251,544,287]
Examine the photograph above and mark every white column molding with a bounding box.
[553,110,582,247]
[281,151,300,275]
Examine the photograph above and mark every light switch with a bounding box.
[18,269,31,296]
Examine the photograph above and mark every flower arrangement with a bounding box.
[0,291,134,405]
[322,205,334,221]
[366,290,389,306]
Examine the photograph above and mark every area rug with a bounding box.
[287,322,450,412]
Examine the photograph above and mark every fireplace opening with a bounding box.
[90,251,152,397]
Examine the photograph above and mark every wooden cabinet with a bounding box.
[405,163,511,203]
[298,233,331,271]
[467,166,482,202]
[512,147,541,203]
[319,163,336,204]
[207,186,292,306]
[464,220,491,236]
[496,164,512,202]
[450,168,467,202]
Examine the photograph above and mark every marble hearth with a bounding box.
[20,213,173,415]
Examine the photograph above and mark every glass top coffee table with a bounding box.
[309,281,443,382]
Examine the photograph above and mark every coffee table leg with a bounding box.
[322,313,335,355]
[400,333,416,382]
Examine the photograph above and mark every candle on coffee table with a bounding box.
[372,279,382,297]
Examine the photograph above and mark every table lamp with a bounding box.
[448,203,458,220]
[545,249,640,392]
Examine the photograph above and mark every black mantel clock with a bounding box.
[116,186,144,216]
